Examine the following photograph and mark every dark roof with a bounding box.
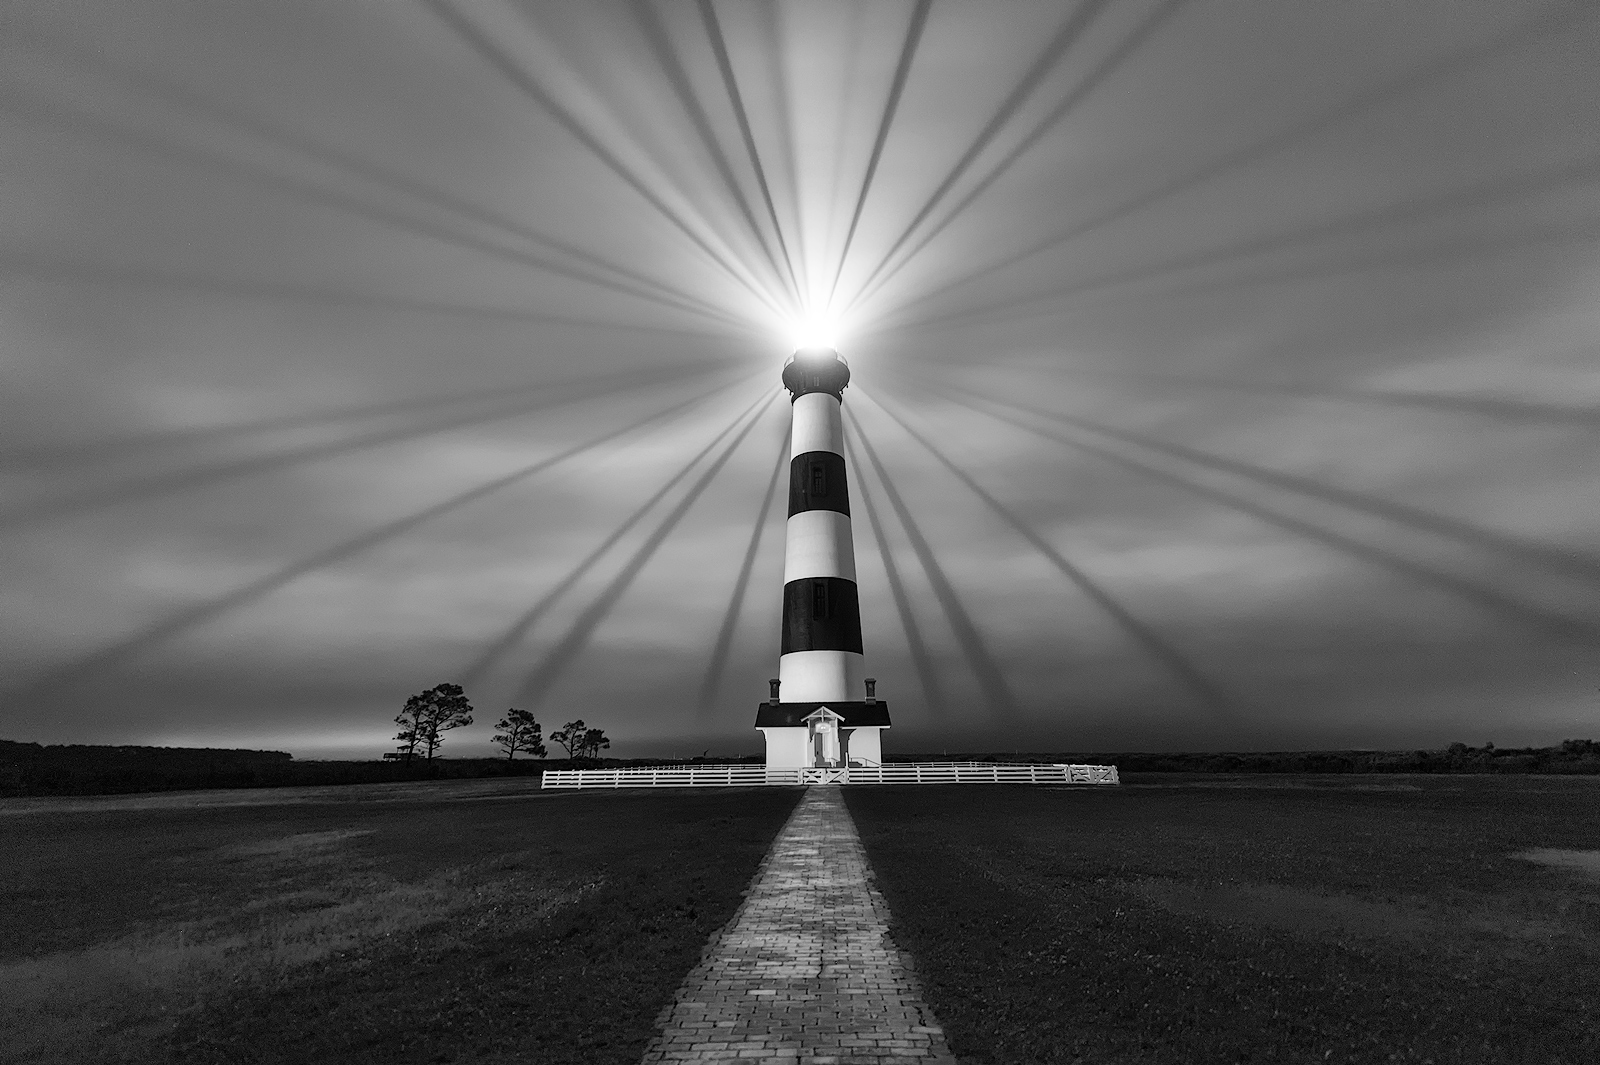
[754,701,891,728]
[781,349,850,401]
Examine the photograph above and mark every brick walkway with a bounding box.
[641,786,957,1064]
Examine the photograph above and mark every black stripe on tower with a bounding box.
[788,452,850,516]
[780,577,864,653]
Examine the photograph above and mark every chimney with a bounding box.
[768,678,781,707]
[864,677,877,704]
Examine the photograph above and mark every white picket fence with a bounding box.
[539,762,1119,789]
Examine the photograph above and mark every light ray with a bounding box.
[861,386,1240,723]
[848,0,1190,316]
[696,423,790,716]
[509,391,783,709]
[460,383,776,686]
[943,376,1600,584]
[8,379,740,700]
[842,0,1116,313]
[629,0,796,307]
[889,154,1600,331]
[882,1,1590,320]
[17,27,747,326]
[698,0,804,305]
[0,360,734,532]
[843,402,1023,720]
[824,0,932,310]
[946,389,1600,644]
[0,88,746,328]
[842,430,947,722]
[423,0,790,320]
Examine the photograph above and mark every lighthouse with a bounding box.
[756,347,890,769]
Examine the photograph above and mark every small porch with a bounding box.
[755,700,892,770]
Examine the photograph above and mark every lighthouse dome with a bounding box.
[782,347,850,401]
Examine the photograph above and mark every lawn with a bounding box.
[13,773,1597,1064]
[0,779,800,1065]
[847,775,1600,1064]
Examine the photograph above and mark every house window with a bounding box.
[810,462,827,497]
[812,581,829,619]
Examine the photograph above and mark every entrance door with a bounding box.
[810,718,840,767]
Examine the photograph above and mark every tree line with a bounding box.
[391,682,609,762]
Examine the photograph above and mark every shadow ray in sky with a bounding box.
[861,387,1239,724]
[994,361,1600,435]
[11,30,742,327]
[508,391,783,711]
[847,0,1190,314]
[947,391,1600,645]
[696,426,790,717]
[1228,382,1600,429]
[0,90,743,328]
[7,381,730,700]
[845,0,1115,308]
[4,1,1594,753]
[629,0,793,304]
[899,154,1600,330]
[698,0,803,305]
[0,360,733,533]
[459,383,775,688]
[843,431,946,723]
[750,2,809,286]
[886,0,1589,319]
[844,403,1022,720]
[2,372,683,474]
[1145,219,1600,303]
[826,0,932,307]
[0,254,738,338]
[422,0,786,317]
[953,380,1600,584]
[887,217,1600,341]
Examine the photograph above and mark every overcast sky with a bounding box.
[2,0,1597,758]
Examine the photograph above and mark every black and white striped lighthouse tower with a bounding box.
[755,347,890,769]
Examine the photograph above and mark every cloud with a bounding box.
[3,0,1597,757]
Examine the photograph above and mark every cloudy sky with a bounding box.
[2,0,1597,759]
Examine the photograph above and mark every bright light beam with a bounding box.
[784,310,846,352]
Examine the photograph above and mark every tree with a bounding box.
[551,720,587,761]
[580,727,610,759]
[393,705,424,763]
[400,683,474,761]
[493,708,545,760]
[392,722,420,763]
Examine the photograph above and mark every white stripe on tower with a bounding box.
[778,347,864,703]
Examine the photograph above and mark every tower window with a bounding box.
[812,581,829,619]
[810,463,827,497]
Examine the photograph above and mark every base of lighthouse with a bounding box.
[755,700,891,769]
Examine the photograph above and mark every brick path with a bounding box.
[641,786,957,1064]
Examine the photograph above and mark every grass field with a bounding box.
[0,779,800,1065]
[10,774,1598,1064]
[847,774,1600,1064]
